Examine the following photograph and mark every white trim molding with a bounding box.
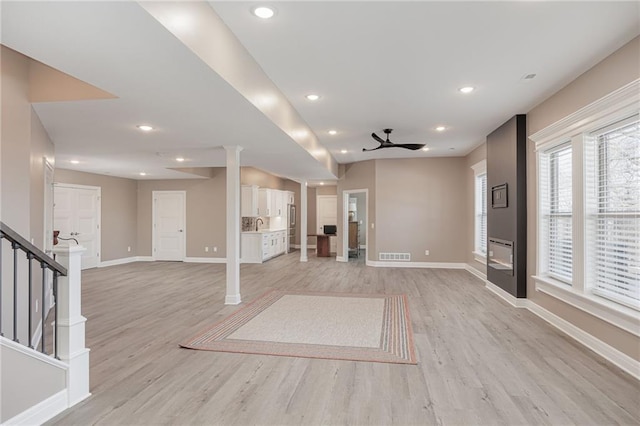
[2,389,68,426]
[530,79,640,148]
[485,281,529,308]
[533,276,640,337]
[99,257,138,267]
[184,257,226,264]
[366,261,466,269]
[465,264,487,280]
[336,256,347,262]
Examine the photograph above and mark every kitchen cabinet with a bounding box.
[272,190,285,217]
[258,189,272,217]
[241,185,259,217]
[241,230,287,263]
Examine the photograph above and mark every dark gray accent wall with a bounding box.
[487,115,527,297]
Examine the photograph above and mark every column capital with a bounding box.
[223,145,244,153]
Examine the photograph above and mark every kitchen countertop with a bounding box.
[242,229,286,234]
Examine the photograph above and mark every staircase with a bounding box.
[0,222,90,425]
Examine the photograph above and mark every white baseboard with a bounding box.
[465,263,487,280]
[482,282,640,380]
[485,281,529,308]
[293,244,317,249]
[527,302,640,380]
[225,294,242,305]
[135,256,154,262]
[3,389,68,426]
[366,260,467,269]
[99,257,137,267]
[336,256,347,262]
[184,257,226,264]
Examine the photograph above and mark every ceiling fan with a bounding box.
[363,128,426,151]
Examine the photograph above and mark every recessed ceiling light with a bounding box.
[137,125,153,132]
[305,94,320,101]
[422,147,430,152]
[70,160,80,164]
[320,182,324,186]
[176,157,185,162]
[328,130,337,135]
[340,149,348,154]
[458,86,475,94]
[139,172,147,176]
[435,126,446,132]
[252,6,275,19]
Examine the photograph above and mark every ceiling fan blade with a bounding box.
[362,145,384,152]
[371,132,386,144]
[395,144,426,150]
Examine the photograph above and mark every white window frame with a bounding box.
[471,160,487,264]
[530,79,640,337]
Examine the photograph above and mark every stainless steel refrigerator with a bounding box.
[287,204,296,252]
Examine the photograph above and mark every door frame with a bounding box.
[53,183,102,268]
[152,190,186,261]
[342,189,368,263]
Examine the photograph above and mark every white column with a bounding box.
[224,146,242,305]
[300,180,308,262]
[52,245,91,406]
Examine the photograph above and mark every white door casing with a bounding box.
[342,189,369,262]
[53,184,101,269]
[317,195,338,253]
[153,191,186,261]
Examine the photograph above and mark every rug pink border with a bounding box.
[180,290,417,365]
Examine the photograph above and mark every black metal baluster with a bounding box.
[0,236,3,337]
[27,253,33,348]
[12,241,19,343]
[41,262,46,353]
[53,271,59,359]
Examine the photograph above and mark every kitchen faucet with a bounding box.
[255,218,264,232]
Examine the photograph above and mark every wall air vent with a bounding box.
[379,252,411,261]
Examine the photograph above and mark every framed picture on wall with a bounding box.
[491,183,508,208]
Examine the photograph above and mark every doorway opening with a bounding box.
[342,189,368,262]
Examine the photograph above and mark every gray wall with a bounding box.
[525,36,640,360]
[137,172,226,259]
[55,169,138,262]
[1,46,55,343]
[375,157,467,263]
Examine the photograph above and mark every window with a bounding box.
[587,117,640,309]
[472,160,487,261]
[531,81,639,331]
[540,143,572,283]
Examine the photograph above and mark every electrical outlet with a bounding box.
[35,299,39,313]
[127,246,131,252]
[205,246,209,252]
[213,247,218,252]
[425,250,430,256]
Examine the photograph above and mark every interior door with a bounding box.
[153,191,185,261]
[317,195,337,253]
[53,184,100,269]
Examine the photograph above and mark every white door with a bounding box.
[317,195,338,253]
[153,191,186,261]
[53,184,101,269]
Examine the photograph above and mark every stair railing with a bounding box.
[0,221,67,358]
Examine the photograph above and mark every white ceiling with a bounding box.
[2,1,639,183]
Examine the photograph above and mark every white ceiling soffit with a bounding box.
[1,1,337,181]
[210,1,640,162]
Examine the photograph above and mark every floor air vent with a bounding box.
[379,252,411,261]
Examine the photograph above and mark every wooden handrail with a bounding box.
[0,222,67,276]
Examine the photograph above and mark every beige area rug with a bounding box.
[180,291,417,364]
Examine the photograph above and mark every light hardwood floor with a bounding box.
[48,252,639,425]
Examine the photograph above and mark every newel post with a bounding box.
[52,245,91,406]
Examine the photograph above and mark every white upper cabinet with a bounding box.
[258,188,272,217]
[241,185,259,217]
[272,190,285,217]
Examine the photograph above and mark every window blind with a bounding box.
[541,143,573,283]
[475,173,487,254]
[589,118,640,309]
